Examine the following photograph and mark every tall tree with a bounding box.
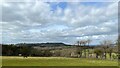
[87,39,92,58]
[77,41,80,46]
[76,41,82,58]
[94,48,103,59]
[100,40,112,59]
[107,47,113,60]
[82,40,87,58]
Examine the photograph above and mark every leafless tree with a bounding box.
[87,39,92,58]
[77,41,80,46]
[81,40,87,58]
[100,40,112,59]
[76,41,82,58]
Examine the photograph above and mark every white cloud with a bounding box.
[1,2,118,44]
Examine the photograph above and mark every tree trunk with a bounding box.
[96,53,98,58]
[109,52,112,60]
[88,49,89,58]
[88,43,89,58]
[104,52,106,59]
[84,46,86,58]
[84,49,86,58]
[80,49,82,58]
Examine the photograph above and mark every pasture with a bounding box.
[2,56,118,66]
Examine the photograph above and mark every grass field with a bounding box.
[2,56,118,66]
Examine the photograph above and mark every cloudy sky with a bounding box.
[1,1,118,45]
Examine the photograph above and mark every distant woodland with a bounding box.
[1,36,120,60]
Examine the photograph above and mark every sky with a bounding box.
[0,1,118,45]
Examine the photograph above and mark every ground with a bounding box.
[2,56,118,66]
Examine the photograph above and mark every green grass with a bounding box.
[2,56,118,66]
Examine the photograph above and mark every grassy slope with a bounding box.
[2,56,118,66]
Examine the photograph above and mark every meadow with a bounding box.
[2,56,118,66]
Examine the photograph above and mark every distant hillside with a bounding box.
[15,42,70,47]
[1,42,108,48]
[37,43,68,47]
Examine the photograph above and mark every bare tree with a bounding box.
[87,39,92,58]
[76,40,86,58]
[107,47,113,60]
[100,40,112,59]
[94,47,103,59]
[77,41,80,46]
[76,41,82,58]
[82,40,87,58]
[87,39,92,46]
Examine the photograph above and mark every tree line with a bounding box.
[2,38,119,60]
[75,39,119,60]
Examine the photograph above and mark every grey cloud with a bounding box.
[1,2,118,44]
